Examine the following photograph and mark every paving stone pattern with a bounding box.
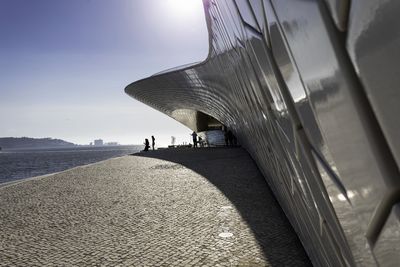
[0,148,311,266]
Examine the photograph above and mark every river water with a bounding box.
[0,146,142,184]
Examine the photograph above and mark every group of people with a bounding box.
[143,135,155,151]
[143,129,236,151]
[224,129,237,146]
[143,133,202,151]
[191,131,205,148]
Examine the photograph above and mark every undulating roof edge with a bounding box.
[124,0,213,98]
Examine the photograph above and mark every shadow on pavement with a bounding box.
[131,147,312,266]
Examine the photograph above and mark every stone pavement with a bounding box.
[0,148,311,266]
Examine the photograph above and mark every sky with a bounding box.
[0,0,209,146]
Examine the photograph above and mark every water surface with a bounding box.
[0,146,142,184]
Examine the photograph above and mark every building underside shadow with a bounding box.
[131,147,312,266]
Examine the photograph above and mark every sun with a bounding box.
[162,0,203,19]
[149,0,207,41]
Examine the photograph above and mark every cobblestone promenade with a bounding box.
[0,148,311,266]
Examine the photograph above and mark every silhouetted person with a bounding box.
[151,135,155,150]
[224,130,229,146]
[144,138,150,151]
[198,136,203,147]
[232,134,237,146]
[191,131,198,148]
[227,130,233,146]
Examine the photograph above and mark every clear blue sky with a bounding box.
[0,0,209,146]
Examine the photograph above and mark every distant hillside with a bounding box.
[0,137,76,149]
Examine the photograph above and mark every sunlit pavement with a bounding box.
[0,148,311,266]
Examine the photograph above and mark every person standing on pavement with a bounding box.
[151,135,155,150]
[191,131,198,148]
[227,130,233,146]
[144,138,150,151]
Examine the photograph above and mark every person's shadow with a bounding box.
[132,147,311,266]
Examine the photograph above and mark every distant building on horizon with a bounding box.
[94,139,103,146]
[106,142,118,146]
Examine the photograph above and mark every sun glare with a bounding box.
[163,0,203,19]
